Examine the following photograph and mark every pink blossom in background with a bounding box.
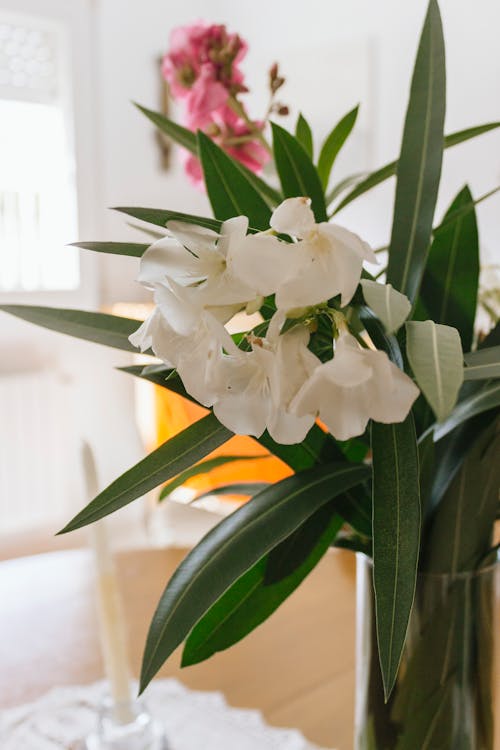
[183,105,271,190]
[162,21,247,123]
[162,21,269,186]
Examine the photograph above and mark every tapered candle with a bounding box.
[82,443,134,723]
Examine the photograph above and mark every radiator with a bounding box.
[0,368,82,534]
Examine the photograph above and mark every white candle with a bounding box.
[83,443,134,723]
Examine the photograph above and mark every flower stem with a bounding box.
[227,96,273,154]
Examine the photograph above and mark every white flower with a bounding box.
[291,331,419,441]
[136,217,268,336]
[213,312,318,444]
[129,307,238,408]
[245,197,377,312]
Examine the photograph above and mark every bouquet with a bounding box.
[3,2,499,746]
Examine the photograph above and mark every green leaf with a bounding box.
[332,122,500,215]
[432,184,500,238]
[0,305,143,353]
[431,379,500,441]
[134,102,197,154]
[418,428,435,517]
[193,482,269,502]
[271,121,327,222]
[295,113,314,159]
[443,121,500,147]
[197,130,272,230]
[386,0,446,303]
[326,171,368,206]
[135,102,281,207]
[119,365,190,400]
[233,162,283,207]
[372,414,420,700]
[406,320,464,422]
[426,408,493,518]
[113,206,222,232]
[415,186,479,351]
[359,306,404,368]
[182,501,342,667]
[317,105,359,189]
[140,462,370,690]
[59,414,232,533]
[360,280,412,334]
[71,241,149,258]
[422,423,500,574]
[158,454,265,501]
[463,345,500,381]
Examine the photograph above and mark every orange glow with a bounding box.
[154,386,292,497]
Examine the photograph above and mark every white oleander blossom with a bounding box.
[291,331,419,441]
[233,196,377,312]
[129,307,238,407]
[212,312,318,443]
[136,216,277,335]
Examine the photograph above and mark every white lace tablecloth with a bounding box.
[0,680,331,750]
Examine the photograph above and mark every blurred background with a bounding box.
[0,0,499,555]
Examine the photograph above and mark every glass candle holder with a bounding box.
[84,696,169,750]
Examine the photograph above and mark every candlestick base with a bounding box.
[83,697,169,750]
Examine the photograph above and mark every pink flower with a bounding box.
[185,65,228,126]
[162,22,269,188]
[162,22,247,121]
[182,105,271,189]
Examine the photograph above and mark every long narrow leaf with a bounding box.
[181,501,342,666]
[422,425,500,574]
[332,122,500,214]
[386,0,446,303]
[134,102,197,153]
[463,345,500,380]
[193,482,269,502]
[59,414,232,533]
[113,206,222,232]
[317,105,358,189]
[271,122,327,222]
[295,113,314,159]
[0,305,143,353]
[372,414,421,700]
[71,241,148,258]
[135,102,281,206]
[158,454,265,501]
[233,161,283,207]
[415,186,479,351]
[140,461,370,690]
[431,380,500,441]
[326,172,368,206]
[198,131,272,230]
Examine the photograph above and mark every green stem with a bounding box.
[227,96,273,154]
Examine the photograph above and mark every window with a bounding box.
[0,12,79,292]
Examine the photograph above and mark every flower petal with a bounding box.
[214,389,269,437]
[267,409,315,445]
[366,351,420,423]
[154,280,200,336]
[320,223,377,264]
[138,238,201,287]
[229,234,302,297]
[270,197,316,238]
[167,220,219,255]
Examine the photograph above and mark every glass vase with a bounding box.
[355,553,500,750]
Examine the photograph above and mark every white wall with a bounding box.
[94,0,500,304]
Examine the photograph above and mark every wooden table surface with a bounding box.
[0,546,357,749]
